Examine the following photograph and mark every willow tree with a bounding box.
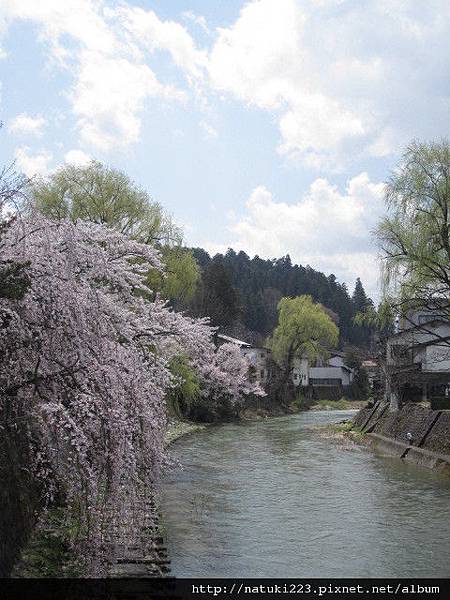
[268,295,339,385]
[30,161,200,303]
[32,160,181,245]
[145,245,200,306]
[370,140,450,410]
[376,139,450,326]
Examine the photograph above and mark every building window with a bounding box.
[309,378,341,385]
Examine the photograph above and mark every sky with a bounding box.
[1,0,450,301]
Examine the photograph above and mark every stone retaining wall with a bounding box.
[353,402,450,475]
[108,492,170,578]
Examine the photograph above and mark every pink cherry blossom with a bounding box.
[0,213,262,574]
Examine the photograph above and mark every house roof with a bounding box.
[216,333,271,352]
[216,333,251,347]
[394,317,449,337]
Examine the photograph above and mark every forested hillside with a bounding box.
[185,248,374,349]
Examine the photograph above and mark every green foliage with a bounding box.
[351,278,374,346]
[190,259,241,327]
[352,366,370,401]
[32,161,200,304]
[344,349,370,401]
[324,420,365,440]
[313,398,356,410]
[268,295,339,369]
[354,298,395,339]
[352,277,373,314]
[343,348,360,370]
[291,391,305,410]
[12,508,80,577]
[146,247,200,303]
[375,139,450,309]
[0,259,31,300]
[189,248,373,347]
[32,161,181,245]
[167,355,200,417]
[167,355,201,418]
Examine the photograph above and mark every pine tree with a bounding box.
[352,277,373,313]
[351,278,374,347]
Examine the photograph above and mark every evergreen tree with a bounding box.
[192,260,241,327]
[352,277,373,313]
[351,278,374,347]
[186,247,373,348]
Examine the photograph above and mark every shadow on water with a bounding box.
[161,410,450,578]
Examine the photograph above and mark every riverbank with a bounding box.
[320,403,450,477]
[165,419,209,446]
[11,417,196,577]
[168,398,364,428]
[162,408,450,577]
[355,402,450,476]
[239,396,366,420]
[309,399,366,411]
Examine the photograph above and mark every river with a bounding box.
[161,410,450,578]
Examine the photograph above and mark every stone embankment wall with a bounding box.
[108,492,170,578]
[353,402,450,475]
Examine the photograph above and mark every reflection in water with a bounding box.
[161,411,450,578]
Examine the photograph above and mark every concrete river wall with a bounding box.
[353,402,450,475]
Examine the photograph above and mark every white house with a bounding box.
[216,333,271,385]
[386,307,450,408]
[291,357,309,387]
[291,352,353,388]
[215,333,354,390]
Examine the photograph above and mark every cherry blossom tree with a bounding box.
[0,212,262,573]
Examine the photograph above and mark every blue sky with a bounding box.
[1,0,450,300]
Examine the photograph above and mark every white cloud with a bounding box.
[207,173,385,298]
[2,0,203,151]
[71,50,185,150]
[64,148,91,166]
[117,5,208,81]
[8,112,46,136]
[208,0,450,169]
[199,120,218,139]
[1,0,116,63]
[15,146,52,177]
[3,0,450,172]
[181,10,210,35]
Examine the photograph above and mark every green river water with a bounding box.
[161,410,450,577]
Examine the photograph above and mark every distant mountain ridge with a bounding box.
[185,247,374,349]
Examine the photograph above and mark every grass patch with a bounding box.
[311,398,364,410]
[12,507,80,577]
[318,420,365,443]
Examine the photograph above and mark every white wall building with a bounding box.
[216,333,356,390]
[291,352,353,388]
[386,308,450,408]
[216,333,271,385]
[291,357,309,387]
